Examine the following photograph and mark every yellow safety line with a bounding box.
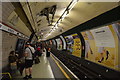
[51,55,71,80]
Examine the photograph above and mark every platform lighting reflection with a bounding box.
[44,0,78,39]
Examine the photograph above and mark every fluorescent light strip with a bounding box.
[68,0,78,11]
[45,0,78,39]
[61,11,67,20]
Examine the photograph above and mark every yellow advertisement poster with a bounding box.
[90,26,117,70]
[81,31,95,62]
[81,22,120,71]
[65,33,82,57]
[72,34,81,57]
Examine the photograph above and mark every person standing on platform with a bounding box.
[23,43,35,79]
[46,47,51,57]
[8,51,18,75]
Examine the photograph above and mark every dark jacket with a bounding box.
[9,55,17,63]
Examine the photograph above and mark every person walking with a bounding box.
[23,43,35,79]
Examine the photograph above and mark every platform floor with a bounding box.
[32,53,54,78]
[14,48,66,79]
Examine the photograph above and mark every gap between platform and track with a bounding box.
[51,53,79,80]
[51,55,70,80]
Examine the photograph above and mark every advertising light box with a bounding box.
[55,38,63,50]
[81,22,120,71]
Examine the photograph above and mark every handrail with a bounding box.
[0,72,12,79]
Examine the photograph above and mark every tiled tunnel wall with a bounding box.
[0,30,2,71]
[2,31,17,71]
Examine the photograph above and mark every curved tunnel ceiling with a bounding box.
[1,1,119,40]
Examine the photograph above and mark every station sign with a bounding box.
[0,23,29,39]
[0,23,18,35]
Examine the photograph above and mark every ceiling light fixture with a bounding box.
[68,0,78,11]
[61,11,68,20]
[45,0,78,38]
